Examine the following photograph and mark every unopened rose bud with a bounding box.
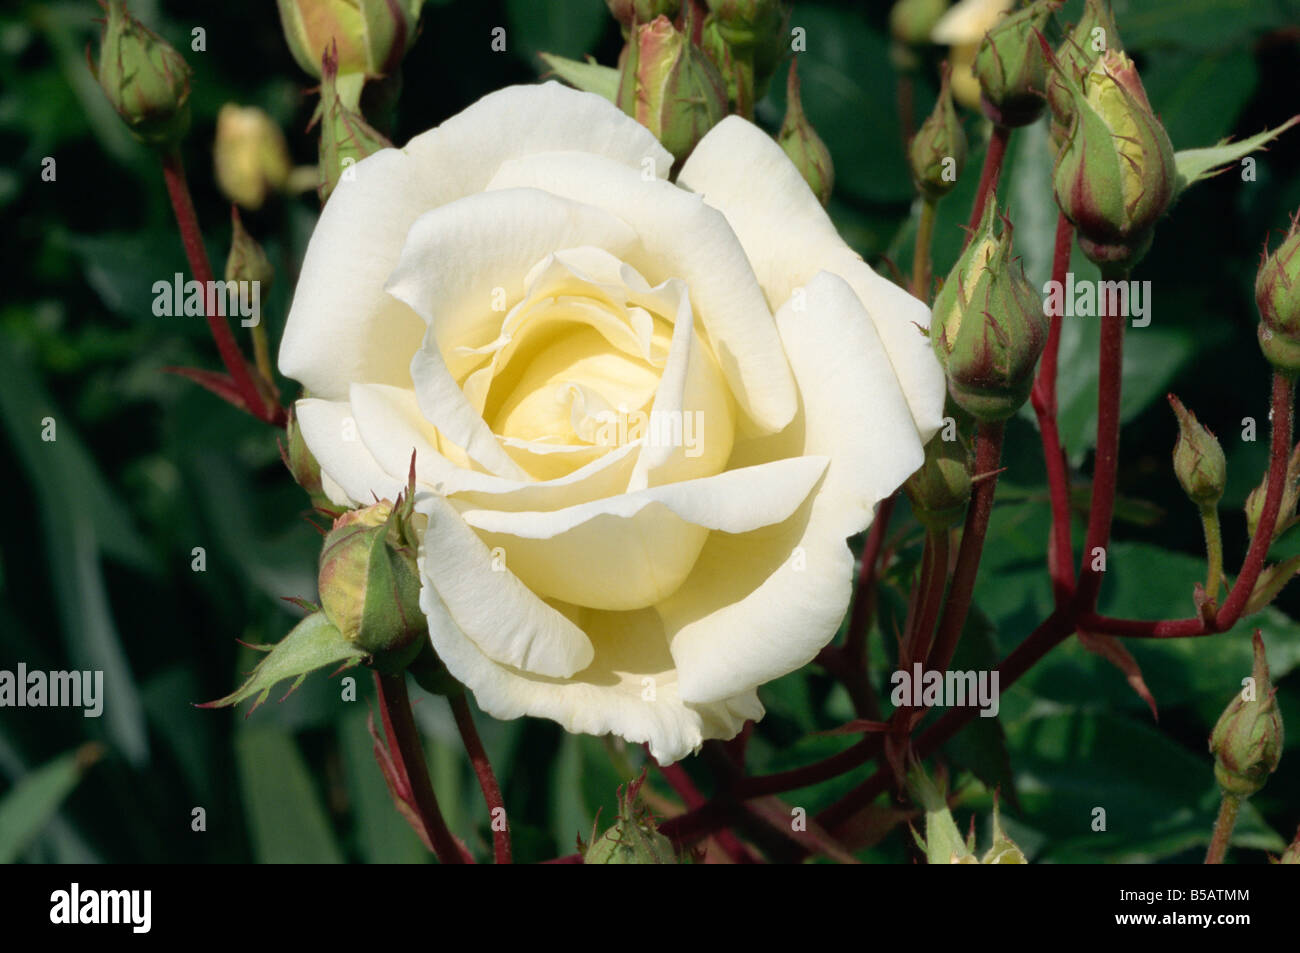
[617,15,728,164]
[973,0,1058,127]
[1209,632,1283,798]
[778,61,834,206]
[584,775,678,864]
[909,61,967,201]
[891,0,951,47]
[280,400,332,509]
[1244,444,1300,539]
[905,433,972,531]
[706,0,781,42]
[95,1,192,149]
[1168,395,1226,507]
[906,762,973,864]
[318,493,425,672]
[1256,214,1300,376]
[213,105,292,211]
[1052,51,1176,268]
[700,0,786,112]
[606,0,681,30]
[313,44,393,201]
[930,198,1047,421]
[277,0,423,81]
[1046,0,1123,130]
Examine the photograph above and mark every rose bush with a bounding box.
[279,82,944,764]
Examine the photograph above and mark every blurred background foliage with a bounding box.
[1,0,1298,863]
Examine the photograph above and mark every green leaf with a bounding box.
[235,727,344,863]
[1005,707,1283,862]
[199,611,366,712]
[0,744,102,864]
[1173,116,1300,198]
[538,53,619,101]
[1119,0,1290,52]
[506,0,609,63]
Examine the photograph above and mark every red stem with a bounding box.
[161,149,284,427]
[450,693,512,864]
[965,124,1011,245]
[655,760,758,863]
[374,672,466,864]
[1075,269,1126,612]
[903,530,950,668]
[926,421,1006,675]
[1032,214,1077,603]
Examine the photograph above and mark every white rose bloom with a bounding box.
[279,82,945,764]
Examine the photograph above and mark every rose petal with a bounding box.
[658,271,925,704]
[417,493,594,678]
[485,150,798,435]
[678,116,946,443]
[460,455,828,611]
[418,574,763,766]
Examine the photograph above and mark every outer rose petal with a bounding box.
[677,116,946,443]
[657,272,925,704]
[279,82,670,399]
[418,493,594,678]
[417,565,764,766]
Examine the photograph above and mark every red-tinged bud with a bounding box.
[277,0,423,81]
[95,1,192,149]
[1046,0,1123,130]
[617,15,728,164]
[1256,213,1300,376]
[1209,632,1284,798]
[930,198,1048,421]
[909,61,967,200]
[973,0,1058,128]
[778,60,834,206]
[1244,443,1300,540]
[1168,395,1226,507]
[606,0,681,31]
[1052,51,1176,268]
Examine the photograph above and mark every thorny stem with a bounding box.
[160,148,284,426]
[1205,792,1241,864]
[375,672,465,864]
[450,693,512,864]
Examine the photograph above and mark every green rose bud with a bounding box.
[904,432,972,531]
[973,0,1058,127]
[1256,213,1300,376]
[1209,632,1284,798]
[930,198,1048,421]
[317,483,425,672]
[313,43,393,202]
[584,775,678,864]
[606,0,681,30]
[1046,0,1123,130]
[890,0,951,47]
[705,0,782,43]
[1168,395,1226,507]
[1244,443,1300,540]
[95,1,192,149]
[909,61,967,201]
[778,60,834,206]
[225,211,274,290]
[1052,50,1176,268]
[617,15,728,164]
[281,406,343,517]
[277,0,423,81]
